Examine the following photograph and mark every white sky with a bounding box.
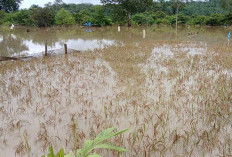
[20,0,101,9]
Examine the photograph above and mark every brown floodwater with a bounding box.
[0,26,232,157]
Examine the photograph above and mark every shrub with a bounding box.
[0,11,6,24]
[223,13,232,25]
[178,13,190,24]
[132,12,154,25]
[155,18,171,25]
[205,14,224,26]
[167,15,177,25]
[188,15,207,25]
[78,9,95,25]
[31,7,55,27]
[154,11,166,19]
[55,8,75,26]
[2,13,16,26]
[92,5,112,26]
[14,9,34,26]
[2,21,12,26]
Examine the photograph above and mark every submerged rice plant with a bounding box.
[0,27,232,157]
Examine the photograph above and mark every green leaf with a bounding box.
[57,148,64,157]
[94,128,129,145]
[48,146,55,157]
[82,140,94,156]
[76,149,82,157]
[94,144,128,152]
[87,154,103,157]
[94,127,115,144]
[41,128,129,157]
[64,151,75,157]
[112,129,129,137]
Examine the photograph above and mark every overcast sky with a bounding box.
[20,0,101,9]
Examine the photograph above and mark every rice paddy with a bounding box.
[0,26,232,157]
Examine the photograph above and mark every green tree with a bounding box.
[177,13,190,24]
[188,15,207,25]
[106,4,127,25]
[0,10,6,24]
[205,14,224,26]
[0,0,22,12]
[55,8,75,25]
[2,12,16,26]
[14,9,34,26]
[132,12,154,25]
[224,13,232,25]
[77,8,94,25]
[101,0,153,27]
[221,0,232,11]
[183,0,227,16]
[30,7,55,27]
[92,5,112,26]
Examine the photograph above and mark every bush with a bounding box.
[188,15,207,25]
[30,7,55,27]
[14,9,34,26]
[77,9,95,25]
[167,15,176,25]
[205,14,224,26]
[0,11,6,24]
[2,13,16,25]
[132,12,154,25]
[223,13,232,25]
[55,8,75,26]
[155,18,171,25]
[154,11,167,19]
[2,21,12,26]
[132,13,146,25]
[92,5,112,26]
[178,13,190,24]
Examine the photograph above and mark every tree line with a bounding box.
[0,0,231,27]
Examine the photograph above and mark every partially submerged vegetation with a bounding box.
[42,128,128,157]
[0,0,232,156]
[0,30,231,156]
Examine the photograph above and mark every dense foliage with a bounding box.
[0,0,22,12]
[30,6,56,27]
[0,0,231,27]
[101,0,154,26]
[55,8,75,25]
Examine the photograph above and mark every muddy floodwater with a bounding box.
[0,26,232,157]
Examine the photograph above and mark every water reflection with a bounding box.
[19,38,117,56]
[63,39,116,51]
[0,26,230,57]
[0,33,28,56]
[85,28,92,32]
[0,27,120,57]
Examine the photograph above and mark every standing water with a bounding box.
[0,26,232,157]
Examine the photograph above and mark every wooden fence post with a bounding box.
[64,44,67,54]
[45,41,48,56]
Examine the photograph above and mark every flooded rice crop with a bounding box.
[0,26,232,157]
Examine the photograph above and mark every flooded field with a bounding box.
[0,26,232,157]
